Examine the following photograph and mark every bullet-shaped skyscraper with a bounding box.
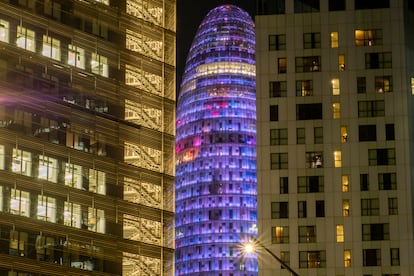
[176,5,257,275]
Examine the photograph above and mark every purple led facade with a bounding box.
[176,5,257,275]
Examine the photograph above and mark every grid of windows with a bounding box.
[270,128,288,145]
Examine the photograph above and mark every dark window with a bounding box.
[270,105,279,121]
[303,32,321,49]
[298,226,316,243]
[296,128,305,144]
[362,223,389,241]
[329,0,345,11]
[296,80,313,96]
[358,100,385,117]
[357,77,366,93]
[378,173,396,190]
[270,128,288,145]
[361,198,379,216]
[296,103,322,120]
[294,0,320,13]
[360,174,369,191]
[365,52,392,69]
[390,248,400,266]
[270,81,287,97]
[368,148,395,166]
[315,200,325,217]
[298,201,307,218]
[278,58,287,73]
[280,177,289,194]
[271,202,289,218]
[44,0,62,20]
[355,0,389,10]
[359,125,377,141]
[314,127,323,144]
[296,56,321,72]
[269,34,286,50]
[363,249,381,266]
[271,153,288,169]
[386,124,395,140]
[298,176,324,193]
[257,0,286,15]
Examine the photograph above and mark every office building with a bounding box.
[175,5,257,275]
[0,0,175,275]
[256,0,414,275]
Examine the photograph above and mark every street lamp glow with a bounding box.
[243,241,256,254]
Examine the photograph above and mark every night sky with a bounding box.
[176,0,256,93]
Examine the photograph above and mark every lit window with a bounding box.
[338,54,345,71]
[411,78,414,95]
[37,195,56,222]
[68,44,85,69]
[95,0,109,4]
[295,56,321,72]
[16,26,35,52]
[296,80,313,96]
[38,155,58,183]
[64,163,83,189]
[336,224,344,242]
[344,250,351,267]
[305,152,323,168]
[355,29,382,46]
[88,207,105,233]
[42,35,60,61]
[331,78,340,95]
[10,188,30,217]
[12,148,32,176]
[342,175,349,192]
[278,58,287,73]
[299,251,326,268]
[375,76,392,93]
[64,201,81,228]
[0,19,9,43]
[334,150,342,167]
[89,169,106,195]
[271,226,289,243]
[340,126,348,143]
[342,199,350,216]
[91,53,108,77]
[0,144,4,170]
[330,31,338,48]
[333,103,340,119]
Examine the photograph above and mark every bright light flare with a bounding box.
[243,241,256,254]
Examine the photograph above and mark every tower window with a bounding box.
[269,34,286,50]
[303,32,321,49]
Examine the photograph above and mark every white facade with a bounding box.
[256,0,414,275]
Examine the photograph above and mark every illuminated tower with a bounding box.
[176,5,257,275]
